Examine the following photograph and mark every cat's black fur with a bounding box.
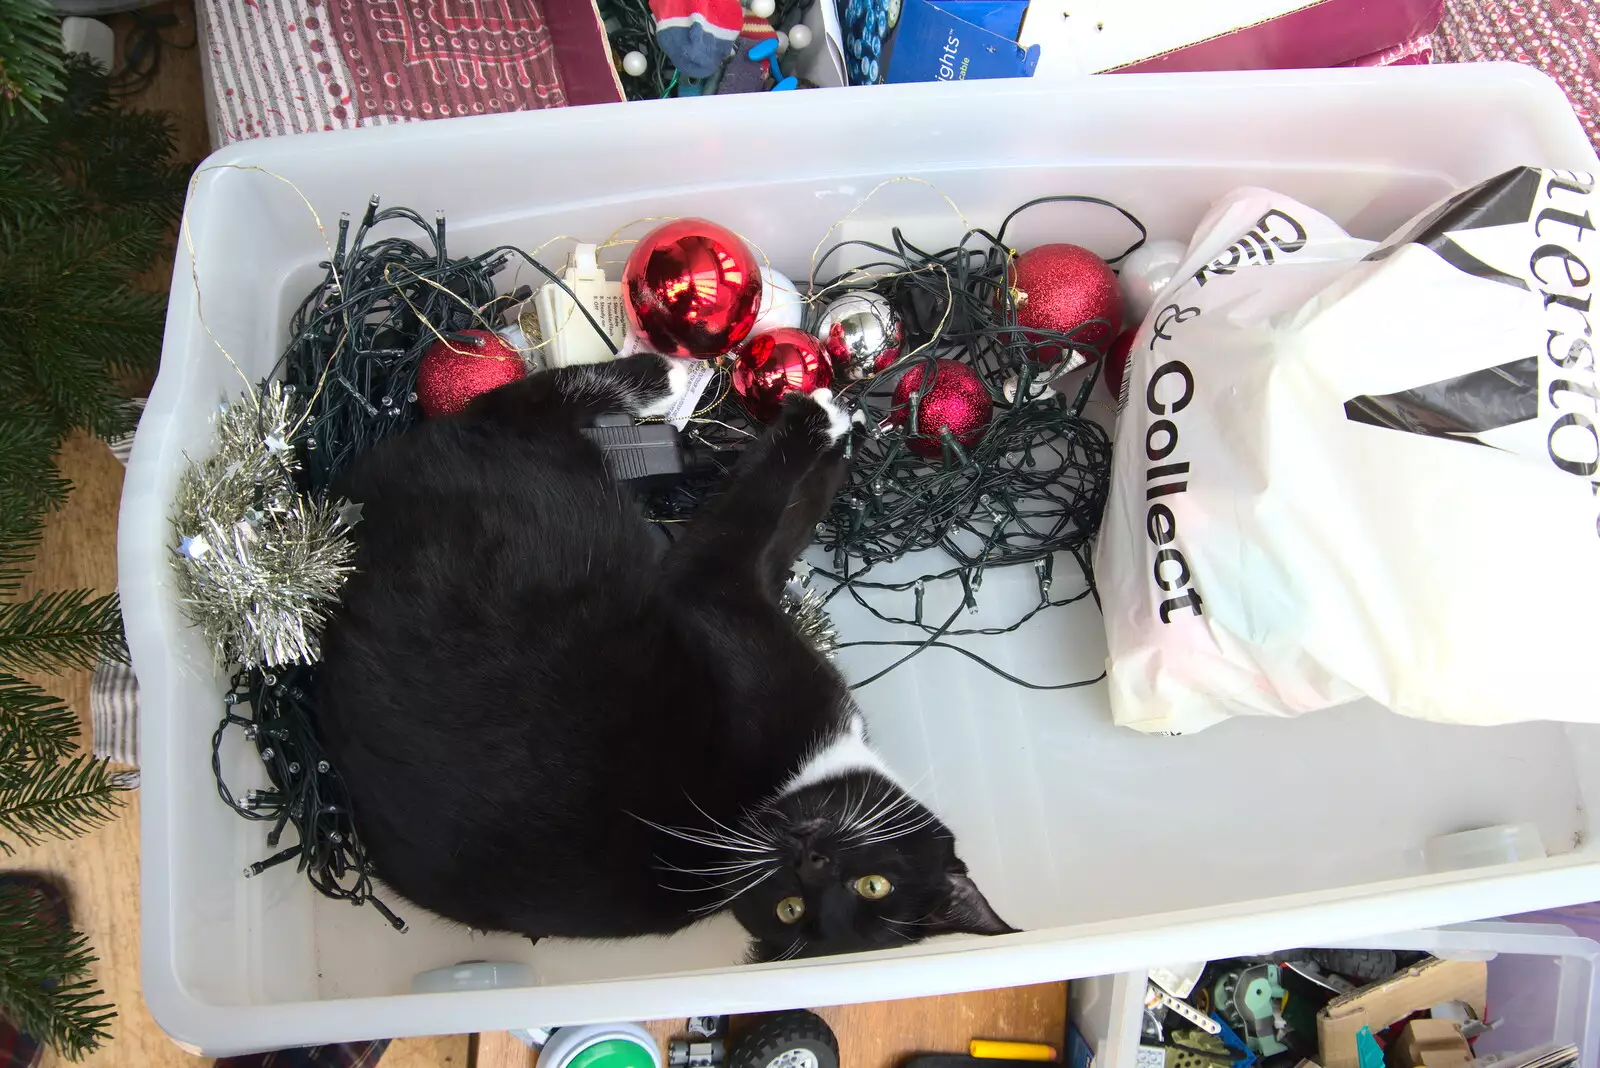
[316,354,1013,960]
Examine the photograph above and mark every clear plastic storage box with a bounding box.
[1071,923,1600,1068]
[123,66,1600,1054]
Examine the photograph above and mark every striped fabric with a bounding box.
[103,431,134,467]
[90,660,139,779]
[198,0,569,146]
[104,397,142,466]
[98,409,143,778]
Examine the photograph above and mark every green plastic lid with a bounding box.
[567,1038,657,1068]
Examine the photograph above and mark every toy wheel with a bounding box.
[1309,949,1398,984]
[731,1011,840,1068]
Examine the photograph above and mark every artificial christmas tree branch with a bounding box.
[0,419,70,513]
[0,513,45,601]
[0,878,115,1061]
[0,56,182,444]
[0,0,65,119]
[0,44,181,1060]
[0,673,79,769]
[0,754,122,854]
[0,590,125,675]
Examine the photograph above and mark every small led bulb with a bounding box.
[622,50,648,76]
[750,0,776,17]
[788,24,812,48]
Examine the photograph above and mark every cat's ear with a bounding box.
[931,869,1017,937]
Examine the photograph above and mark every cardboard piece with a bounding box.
[883,0,1040,83]
[1316,958,1486,1068]
[1394,1020,1472,1068]
[1020,0,1441,78]
[925,0,1031,40]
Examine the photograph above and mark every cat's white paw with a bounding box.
[807,388,851,444]
[635,356,692,418]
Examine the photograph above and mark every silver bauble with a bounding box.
[1118,238,1187,324]
[813,291,904,380]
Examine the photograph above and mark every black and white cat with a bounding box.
[316,353,1013,961]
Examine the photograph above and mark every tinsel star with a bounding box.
[176,534,210,560]
[170,382,357,667]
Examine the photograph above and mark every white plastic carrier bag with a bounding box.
[1097,167,1600,734]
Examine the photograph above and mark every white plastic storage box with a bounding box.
[123,67,1600,1055]
[1071,923,1600,1068]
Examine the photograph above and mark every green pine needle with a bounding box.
[0,416,71,516]
[0,0,66,119]
[0,511,44,601]
[0,51,156,1061]
[0,753,123,854]
[0,672,79,769]
[0,55,183,445]
[0,880,115,1059]
[0,590,126,675]
[0,415,73,597]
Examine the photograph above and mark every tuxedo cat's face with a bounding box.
[722,771,1014,961]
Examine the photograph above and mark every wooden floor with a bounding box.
[477,985,1068,1068]
[3,4,1068,1065]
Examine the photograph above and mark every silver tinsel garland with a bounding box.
[171,383,357,667]
[781,571,838,658]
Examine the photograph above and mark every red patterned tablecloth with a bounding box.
[200,0,570,143]
[1433,0,1599,152]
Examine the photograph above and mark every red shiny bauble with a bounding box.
[622,218,763,359]
[731,328,831,422]
[890,358,992,459]
[414,329,526,417]
[1007,243,1123,366]
[1103,328,1136,401]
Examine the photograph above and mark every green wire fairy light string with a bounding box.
[210,192,1139,920]
[796,195,1142,690]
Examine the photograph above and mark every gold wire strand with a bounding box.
[181,163,343,403]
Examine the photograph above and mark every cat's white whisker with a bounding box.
[772,936,807,962]
[852,811,940,846]
[689,866,777,915]
[656,858,772,877]
[632,815,776,854]
[854,801,929,836]
[857,783,921,824]
[839,781,872,833]
[842,786,904,835]
[686,795,776,850]
[862,808,939,835]
[659,859,778,895]
[854,830,937,848]
[839,783,858,828]
[848,789,918,836]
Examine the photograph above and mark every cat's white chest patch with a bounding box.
[782,714,899,795]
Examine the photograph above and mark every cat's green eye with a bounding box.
[776,896,806,924]
[854,874,893,900]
